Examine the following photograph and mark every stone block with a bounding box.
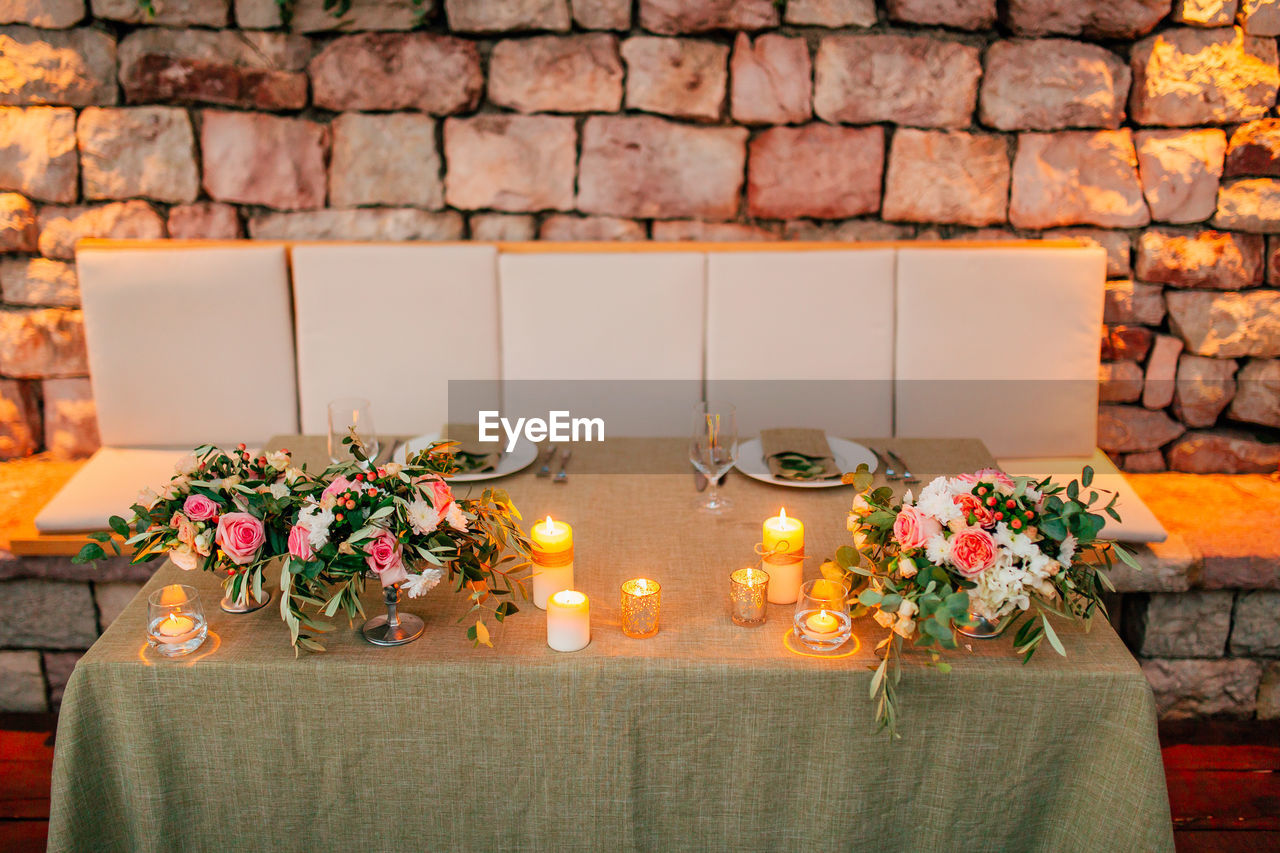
[167,202,240,240]
[748,124,882,221]
[0,578,97,648]
[37,200,165,260]
[444,0,569,31]
[93,580,142,627]
[1141,658,1261,718]
[1172,354,1238,427]
[249,209,464,242]
[1097,404,1185,453]
[444,115,576,213]
[1173,0,1238,25]
[652,220,778,241]
[0,650,45,711]
[539,215,645,241]
[730,33,811,126]
[1130,27,1279,127]
[1166,429,1280,474]
[1135,129,1227,224]
[578,115,746,220]
[0,307,85,377]
[1238,0,1280,34]
[887,0,994,28]
[622,36,728,122]
[310,33,482,115]
[201,111,327,211]
[1005,0,1169,37]
[1103,280,1164,325]
[41,649,77,708]
[1213,178,1280,232]
[91,0,227,25]
[784,0,876,26]
[571,0,629,28]
[0,0,83,28]
[980,39,1129,131]
[1123,450,1168,472]
[470,214,536,242]
[882,129,1009,227]
[490,35,622,114]
[1224,119,1280,177]
[0,191,36,252]
[638,0,777,33]
[77,106,198,204]
[1143,334,1183,410]
[1228,358,1280,428]
[1102,324,1154,362]
[0,106,76,202]
[1098,533,1198,591]
[1130,590,1233,657]
[0,378,38,458]
[1101,361,1145,404]
[1261,661,1280,719]
[0,25,116,106]
[1010,130,1150,229]
[1136,227,1263,289]
[1231,591,1280,655]
[783,220,913,241]
[1167,289,1280,357]
[814,34,981,129]
[330,113,442,210]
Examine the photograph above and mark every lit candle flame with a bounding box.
[779,507,787,523]
[543,515,556,534]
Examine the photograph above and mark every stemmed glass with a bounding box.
[690,401,737,515]
[328,397,379,464]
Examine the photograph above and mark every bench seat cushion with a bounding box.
[998,449,1168,543]
[34,447,184,533]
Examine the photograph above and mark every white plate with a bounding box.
[733,436,877,489]
[392,433,538,482]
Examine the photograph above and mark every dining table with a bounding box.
[46,436,1174,852]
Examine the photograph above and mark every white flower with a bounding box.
[917,477,962,525]
[897,599,917,619]
[384,462,403,477]
[850,494,873,516]
[925,533,951,565]
[1058,533,1078,565]
[174,453,200,476]
[171,544,197,570]
[445,504,468,532]
[266,450,290,470]
[873,609,895,628]
[898,556,918,578]
[135,487,158,509]
[402,568,445,598]
[298,503,334,550]
[1024,484,1042,504]
[406,499,440,536]
[284,467,304,485]
[222,475,241,491]
[268,482,290,500]
[902,489,914,506]
[892,617,916,638]
[194,529,213,557]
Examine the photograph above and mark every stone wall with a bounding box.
[0,0,1278,469]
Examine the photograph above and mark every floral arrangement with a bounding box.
[831,464,1141,737]
[280,433,531,651]
[76,434,532,652]
[74,443,303,610]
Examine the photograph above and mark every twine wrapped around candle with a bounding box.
[755,541,805,605]
[530,545,574,568]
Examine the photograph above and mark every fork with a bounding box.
[535,445,558,477]
[553,447,573,484]
[887,449,918,484]
[870,447,899,480]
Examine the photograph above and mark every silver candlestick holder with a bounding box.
[362,583,424,646]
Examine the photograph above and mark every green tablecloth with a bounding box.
[48,437,1173,852]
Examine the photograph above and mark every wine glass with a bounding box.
[328,397,379,464]
[690,401,737,514]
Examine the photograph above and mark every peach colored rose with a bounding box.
[215,512,266,566]
[183,494,218,522]
[956,468,1016,493]
[950,527,997,577]
[287,524,314,560]
[954,493,996,529]
[170,512,196,550]
[365,529,407,587]
[892,505,942,551]
[422,476,453,512]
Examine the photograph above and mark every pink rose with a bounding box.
[950,527,997,577]
[954,493,996,529]
[892,505,942,551]
[418,476,453,513]
[287,524,314,561]
[322,476,354,502]
[170,512,196,549]
[365,529,407,588]
[214,512,266,566]
[182,494,218,522]
[956,468,1016,493]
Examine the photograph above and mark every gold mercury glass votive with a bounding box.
[620,578,661,639]
[729,567,770,626]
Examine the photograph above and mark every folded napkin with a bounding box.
[443,423,502,473]
[761,428,841,481]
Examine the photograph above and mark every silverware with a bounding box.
[871,447,898,480]
[535,445,558,477]
[553,447,573,484]
[887,449,918,484]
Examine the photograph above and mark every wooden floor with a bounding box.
[2,716,1277,852]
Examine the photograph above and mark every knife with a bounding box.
[553,447,572,483]
[535,445,558,478]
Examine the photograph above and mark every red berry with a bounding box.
[345,499,356,510]
[366,488,376,497]
[335,512,344,521]
[994,512,1004,521]
[280,448,290,454]
[236,443,246,451]
[976,486,987,496]
[986,496,997,507]
[1005,499,1016,509]
[1011,518,1022,529]
[355,473,364,481]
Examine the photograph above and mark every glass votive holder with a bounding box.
[620,578,661,639]
[147,583,208,657]
[729,567,769,626]
[792,578,852,651]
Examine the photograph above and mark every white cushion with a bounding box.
[706,250,894,438]
[895,246,1106,458]
[34,447,184,533]
[498,252,705,436]
[291,245,501,435]
[998,449,1168,543]
[78,244,299,448]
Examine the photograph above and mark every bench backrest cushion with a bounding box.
[291,245,501,435]
[498,252,705,436]
[77,245,299,447]
[894,246,1106,458]
[706,250,895,437]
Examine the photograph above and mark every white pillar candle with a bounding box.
[763,507,805,604]
[546,589,590,652]
[530,516,574,610]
